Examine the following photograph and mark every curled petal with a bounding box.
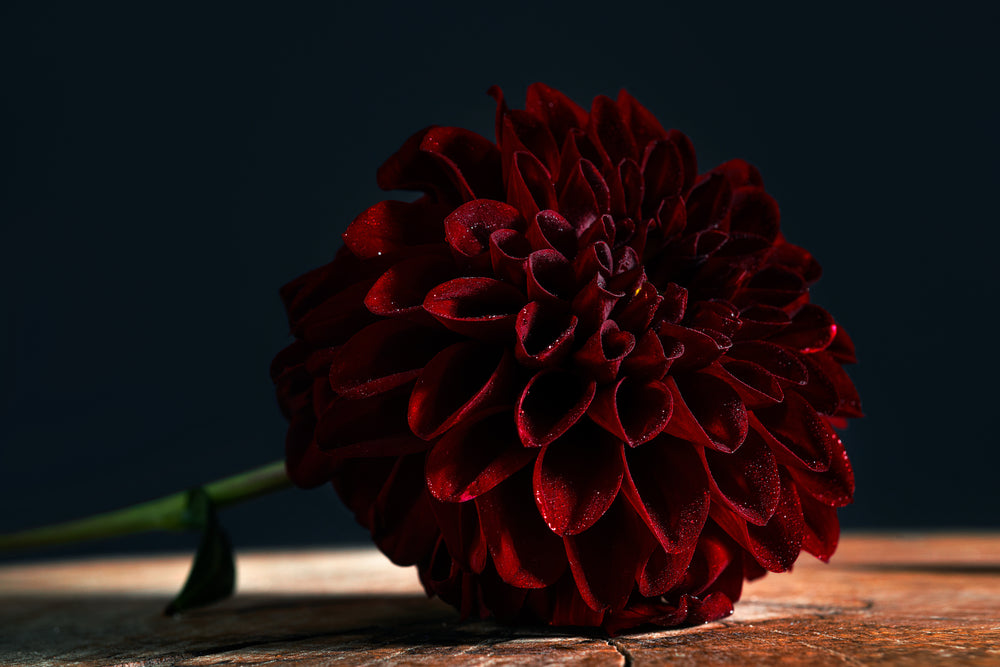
[573,240,613,284]
[588,95,638,167]
[365,255,456,319]
[770,304,838,353]
[564,494,656,612]
[444,199,524,261]
[621,329,674,381]
[617,89,668,149]
[703,428,781,525]
[685,173,732,233]
[375,128,460,202]
[316,386,429,459]
[624,436,710,554]
[533,420,625,536]
[588,377,672,447]
[572,272,624,335]
[673,372,749,452]
[800,492,841,562]
[426,407,535,503]
[729,186,780,240]
[638,543,697,597]
[507,151,557,222]
[714,358,784,407]
[788,435,855,507]
[527,210,577,258]
[517,368,597,447]
[424,277,526,341]
[329,319,450,399]
[728,340,808,385]
[489,228,532,286]
[372,454,440,566]
[525,82,588,146]
[504,109,561,176]
[408,343,513,440]
[420,126,504,201]
[477,469,567,588]
[754,392,836,472]
[573,320,636,383]
[642,138,685,204]
[658,322,727,371]
[558,159,609,232]
[515,302,577,368]
[526,249,575,302]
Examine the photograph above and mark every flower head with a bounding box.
[271,84,861,632]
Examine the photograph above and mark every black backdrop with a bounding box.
[2,1,998,557]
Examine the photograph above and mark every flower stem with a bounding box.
[0,460,291,552]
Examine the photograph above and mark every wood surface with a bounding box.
[0,533,998,665]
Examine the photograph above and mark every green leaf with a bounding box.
[164,488,236,615]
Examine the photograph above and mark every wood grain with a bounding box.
[1,534,998,665]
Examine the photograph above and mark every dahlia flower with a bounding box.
[271,83,861,632]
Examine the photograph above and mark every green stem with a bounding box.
[0,460,291,552]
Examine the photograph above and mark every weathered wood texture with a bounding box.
[1,534,998,665]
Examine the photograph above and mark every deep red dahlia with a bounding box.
[271,84,861,632]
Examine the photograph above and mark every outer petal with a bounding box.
[703,428,781,526]
[623,435,710,554]
[588,377,672,447]
[371,454,440,566]
[426,407,534,502]
[423,277,526,341]
[533,420,625,536]
[564,494,656,612]
[515,302,578,368]
[517,368,596,447]
[329,319,451,399]
[444,199,524,261]
[477,469,567,588]
[408,343,514,440]
[671,372,749,452]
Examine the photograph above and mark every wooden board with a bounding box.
[1,534,998,665]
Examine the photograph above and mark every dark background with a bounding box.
[2,1,998,558]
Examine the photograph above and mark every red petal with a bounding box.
[375,127,461,202]
[364,255,456,319]
[284,413,334,489]
[714,358,784,408]
[372,454,440,566]
[329,319,450,399]
[744,470,804,572]
[408,343,514,440]
[787,434,855,507]
[426,407,535,502]
[477,469,567,588]
[674,371,749,452]
[504,109,561,176]
[727,340,807,385]
[517,368,596,447]
[573,320,636,383]
[729,186,780,240]
[616,89,668,149]
[489,228,532,286]
[620,329,672,381]
[703,428,781,526]
[827,324,858,364]
[769,304,837,353]
[419,126,503,201]
[427,495,488,573]
[525,82,588,145]
[572,272,624,335]
[533,420,624,536]
[564,494,655,612]
[293,280,378,346]
[507,151,557,222]
[801,351,864,418]
[514,301,578,368]
[666,129,698,195]
[685,173,732,233]
[444,199,524,261]
[526,249,575,303]
[558,159,609,232]
[800,491,841,562]
[423,277,526,342]
[526,209,577,258]
[588,95,638,167]
[641,138,685,205]
[638,543,696,597]
[588,377,672,446]
[658,322,728,371]
[623,435,710,554]
[315,386,429,459]
[754,392,836,472]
